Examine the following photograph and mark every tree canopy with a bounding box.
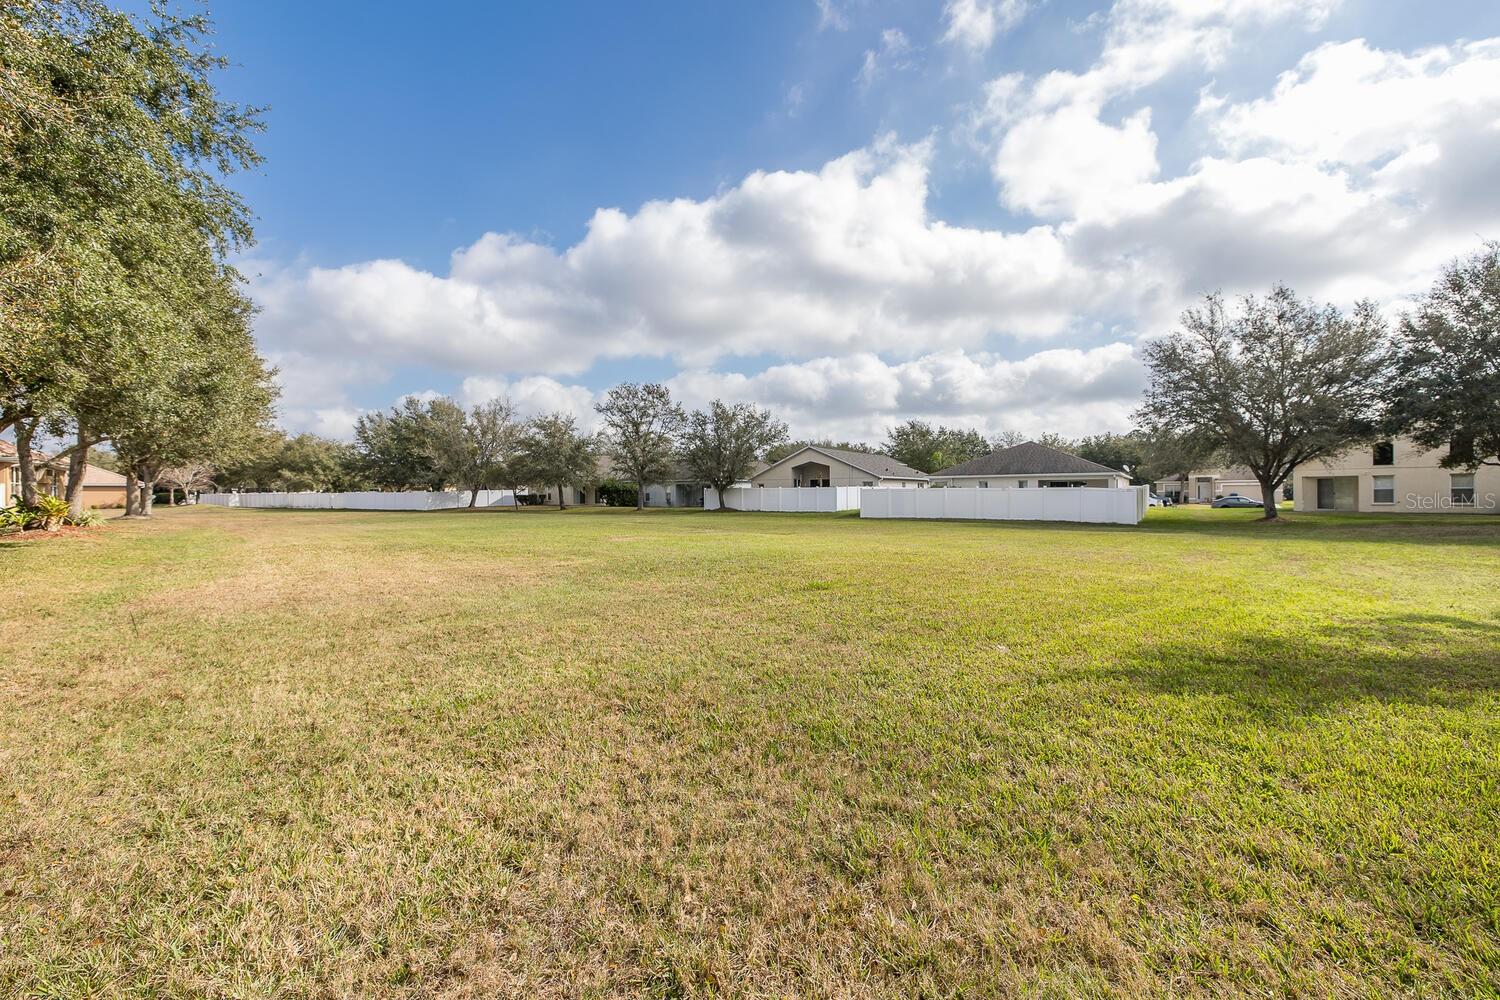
[1388,242,1500,468]
[1073,432,1148,483]
[881,420,992,474]
[1,0,272,514]
[421,397,523,505]
[520,413,597,509]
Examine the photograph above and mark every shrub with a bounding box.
[596,479,640,506]
[65,508,105,528]
[0,503,37,531]
[1,496,71,532]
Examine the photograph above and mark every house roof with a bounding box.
[759,444,929,481]
[0,438,62,468]
[934,441,1126,479]
[79,465,128,487]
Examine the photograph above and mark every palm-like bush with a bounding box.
[32,495,70,531]
[1,503,38,531]
[3,496,72,532]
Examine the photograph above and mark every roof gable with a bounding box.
[757,445,928,481]
[934,442,1126,479]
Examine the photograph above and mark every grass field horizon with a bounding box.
[3,505,1496,997]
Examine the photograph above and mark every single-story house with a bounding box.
[77,465,129,508]
[930,442,1131,489]
[1293,437,1498,513]
[1,440,64,506]
[1154,466,1270,504]
[749,446,928,489]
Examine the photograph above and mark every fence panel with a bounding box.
[859,486,1145,525]
[704,487,861,512]
[198,490,516,511]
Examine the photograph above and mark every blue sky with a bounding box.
[182,0,1500,441]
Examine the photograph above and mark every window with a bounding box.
[1372,441,1394,466]
[792,477,801,487]
[1018,480,1029,489]
[978,481,989,489]
[1372,475,1395,504]
[861,480,874,487]
[1451,473,1476,505]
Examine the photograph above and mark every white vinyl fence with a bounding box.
[860,486,1147,525]
[705,486,862,512]
[199,490,516,511]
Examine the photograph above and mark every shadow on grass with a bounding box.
[1109,611,1500,719]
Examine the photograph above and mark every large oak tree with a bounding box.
[1136,286,1389,520]
[595,383,684,509]
[678,401,787,508]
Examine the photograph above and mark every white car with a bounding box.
[1146,493,1173,508]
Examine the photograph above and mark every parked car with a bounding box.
[1147,492,1173,508]
[1211,494,1261,509]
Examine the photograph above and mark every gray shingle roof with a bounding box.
[934,441,1126,478]
[791,445,929,480]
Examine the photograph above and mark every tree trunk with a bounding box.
[468,482,479,508]
[139,465,159,517]
[123,475,138,517]
[1259,476,1280,520]
[557,483,566,510]
[65,434,91,519]
[15,418,38,507]
[636,483,644,510]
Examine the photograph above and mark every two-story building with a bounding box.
[1293,438,1498,513]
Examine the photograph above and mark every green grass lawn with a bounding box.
[2,505,1496,998]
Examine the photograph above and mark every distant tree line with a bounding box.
[212,390,790,512]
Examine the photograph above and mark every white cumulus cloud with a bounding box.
[942,0,1028,53]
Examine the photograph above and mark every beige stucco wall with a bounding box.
[81,485,127,508]
[1293,438,1499,513]
[751,450,924,488]
[932,473,1130,490]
